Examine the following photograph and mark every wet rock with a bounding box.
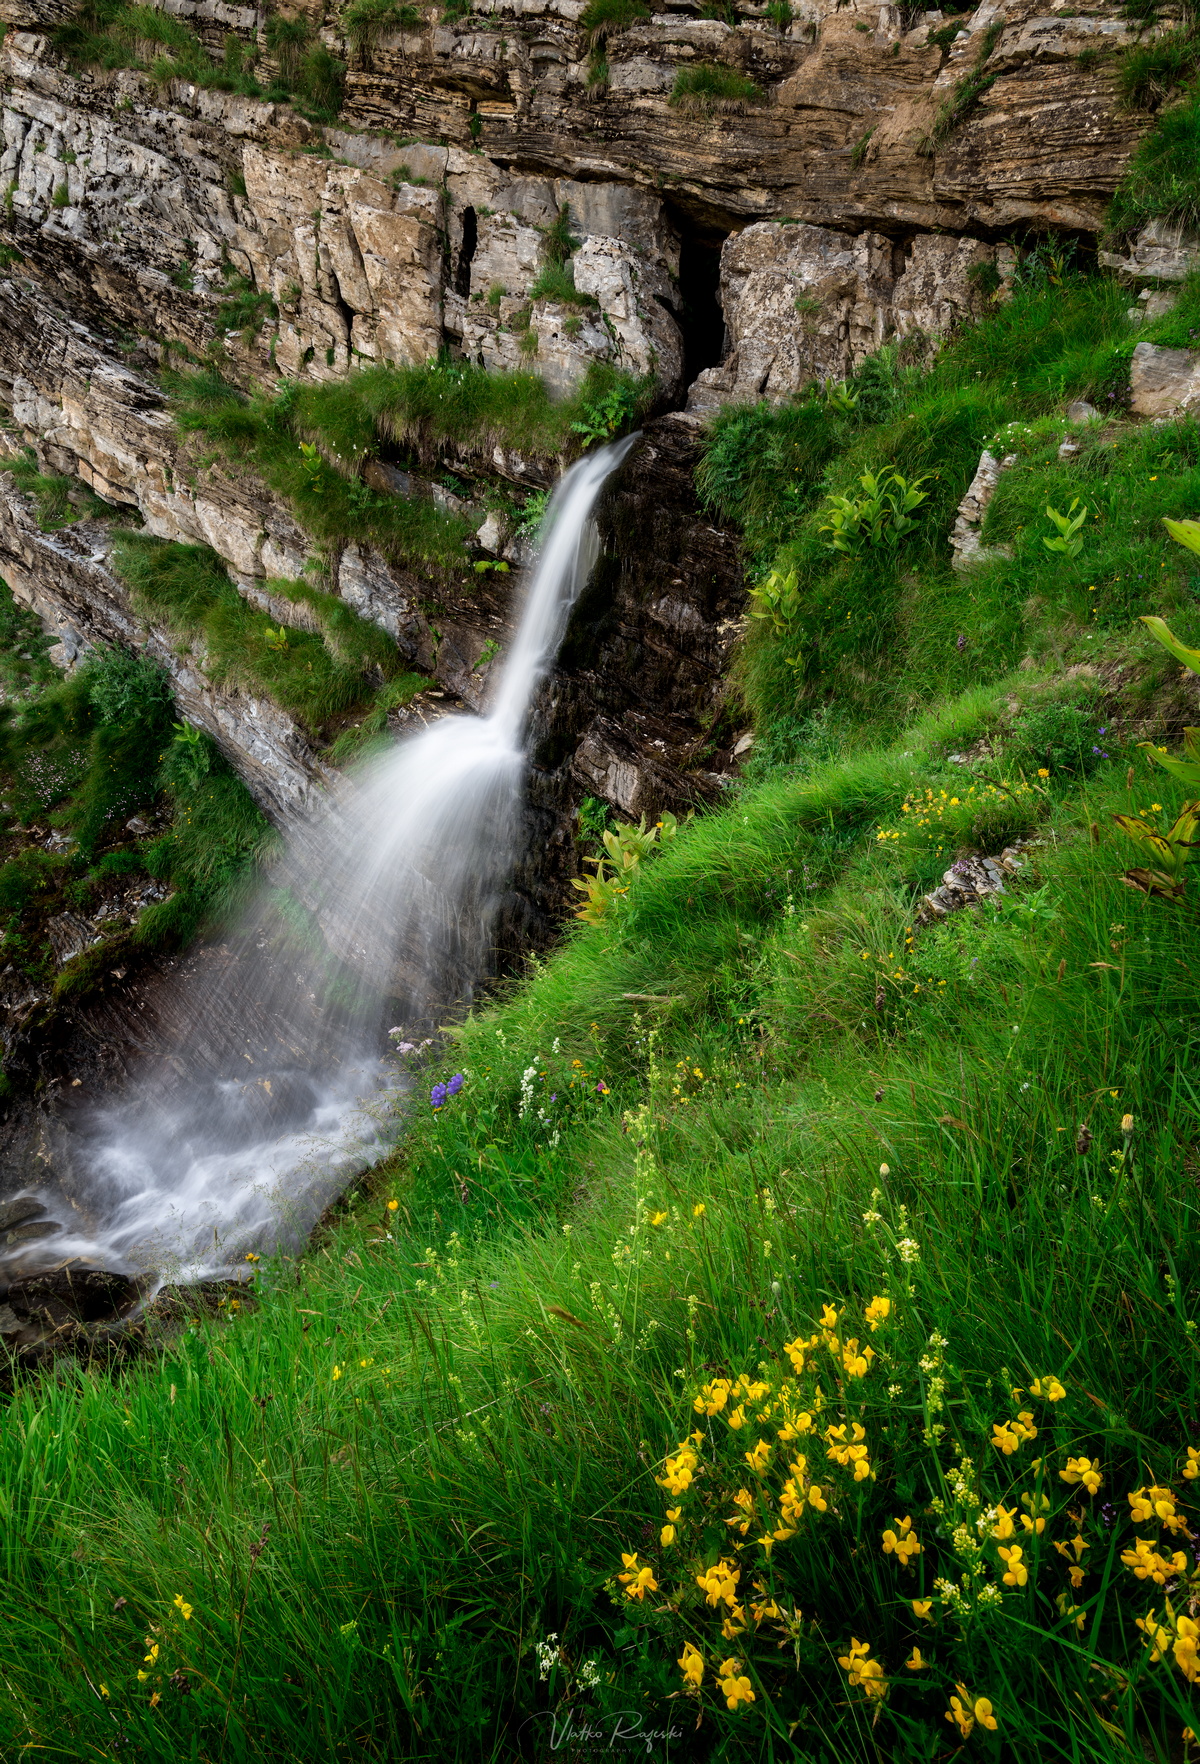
[0,1195,45,1232]
[3,1218,63,1247]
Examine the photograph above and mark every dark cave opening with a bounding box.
[675,230,727,388]
[455,206,478,298]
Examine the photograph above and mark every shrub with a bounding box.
[668,63,764,111]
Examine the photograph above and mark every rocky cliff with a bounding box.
[0,0,1171,869]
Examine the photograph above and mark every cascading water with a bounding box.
[3,436,637,1284]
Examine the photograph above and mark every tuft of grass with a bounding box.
[919,19,1003,153]
[668,62,765,110]
[578,0,648,43]
[1116,26,1200,109]
[4,449,121,530]
[528,260,598,307]
[343,0,423,63]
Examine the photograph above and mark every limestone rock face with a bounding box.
[949,449,1016,573]
[688,222,995,406]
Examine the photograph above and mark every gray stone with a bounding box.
[1098,219,1200,285]
[0,1195,45,1232]
[1065,400,1099,422]
[950,450,1017,572]
[1129,342,1200,419]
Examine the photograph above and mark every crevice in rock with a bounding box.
[674,225,727,390]
[455,205,478,299]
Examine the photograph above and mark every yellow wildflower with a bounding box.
[331,1365,342,1382]
[1060,1455,1103,1496]
[841,1336,875,1378]
[696,1559,741,1608]
[616,1553,658,1601]
[649,1211,668,1226]
[998,1544,1028,1587]
[1121,1538,1188,1585]
[912,1599,933,1621]
[172,1595,193,1621]
[1129,1486,1182,1529]
[1029,1375,1066,1402]
[744,1438,771,1476]
[660,1523,676,1547]
[693,1203,706,1217]
[657,1442,699,1495]
[882,1516,922,1568]
[946,1687,974,1739]
[991,1503,1017,1540]
[387,1199,398,1211]
[808,1483,828,1512]
[906,1647,927,1671]
[717,1657,756,1710]
[837,1638,887,1700]
[864,1295,892,1331]
[721,1605,747,1639]
[974,1698,999,1731]
[1184,1447,1200,1481]
[694,1378,731,1417]
[678,1641,704,1688]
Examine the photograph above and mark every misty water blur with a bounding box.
[3,437,636,1283]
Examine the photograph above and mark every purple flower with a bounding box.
[447,1072,465,1097]
[550,1093,557,1103]
[430,1082,448,1110]
[956,633,967,652]
[596,1079,609,1095]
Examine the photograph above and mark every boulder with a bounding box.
[1099,220,1200,285]
[949,450,1016,573]
[1129,342,1200,419]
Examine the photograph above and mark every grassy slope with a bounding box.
[2,275,1200,1760]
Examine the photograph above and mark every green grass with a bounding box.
[110,533,401,736]
[579,0,648,42]
[2,663,1200,1757]
[169,360,652,577]
[1116,28,1200,110]
[51,0,345,120]
[528,261,597,307]
[669,63,765,109]
[697,270,1200,751]
[1108,82,1200,237]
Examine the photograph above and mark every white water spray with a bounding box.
[6,437,636,1282]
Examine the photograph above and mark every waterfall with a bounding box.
[6,437,637,1283]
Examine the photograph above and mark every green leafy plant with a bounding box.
[765,0,793,28]
[569,377,644,448]
[1042,498,1089,558]
[819,468,931,557]
[570,810,683,923]
[747,567,801,637]
[528,261,598,307]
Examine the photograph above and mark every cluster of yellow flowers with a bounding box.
[1138,1605,1200,1683]
[616,1292,1200,1727]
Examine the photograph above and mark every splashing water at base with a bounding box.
[5,437,637,1284]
